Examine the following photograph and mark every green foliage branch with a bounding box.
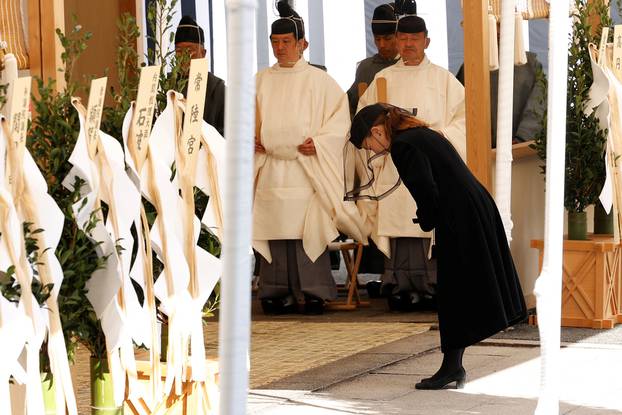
[101,13,141,140]
[531,0,610,213]
[0,223,55,307]
[0,82,7,111]
[27,23,109,362]
[146,0,190,115]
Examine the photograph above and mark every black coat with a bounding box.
[391,127,527,352]
[204,72,226,136]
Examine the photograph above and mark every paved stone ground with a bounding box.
[492,322,622,344]
[249,332,622,414]
[205,320,430,388]
[68,296,434,414]
[63,295,622,414]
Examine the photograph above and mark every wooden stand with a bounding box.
[326,242,370,311]
[124,359,219,415]
[531,236,622,328]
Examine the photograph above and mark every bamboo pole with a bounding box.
[534,1,571,413]
[219,1,257,414]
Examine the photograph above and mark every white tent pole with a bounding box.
[534,1,570,414]
[219,1,257,414]
[495,0,516,242]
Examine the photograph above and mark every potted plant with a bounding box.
[0,224,56,412]
[101,0,221,362]
[532,0,609,240]
[26,22,122,414]
[529,0,622,329]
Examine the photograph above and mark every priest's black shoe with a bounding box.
[387,291,420,312]
[260,297,296,315]
[415,367,466,390]
[303,296,325,315]
[387,293,406,311]
[365,280,382,298]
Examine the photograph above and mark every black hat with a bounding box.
[371,3,397,36]
[394,0,417,16]
[175,15,204,45]
[271,1,305,40]
[397,15,427,34]
[394,0,426,34]
[350,104,389,149]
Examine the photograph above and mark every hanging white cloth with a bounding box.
[63,101,145,406]
[0,118,47,415]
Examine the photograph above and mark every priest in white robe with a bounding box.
[356,12,466,311]
[254,1,362,315]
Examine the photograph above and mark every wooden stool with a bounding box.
[326,241,370,311]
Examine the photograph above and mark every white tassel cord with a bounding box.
[489,14,500,70]
[494,0,516,243]
[514,12,527,65]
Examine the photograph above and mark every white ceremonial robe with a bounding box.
[356,57,467,256]
[254,59,365,263]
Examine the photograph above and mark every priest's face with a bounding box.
[374,34,398,60]
[396,32,430,66]
[363,125,391,154]
[175,42,206,60]
[270,33,304,66]
[175,42,206,74]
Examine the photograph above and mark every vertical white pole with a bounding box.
[308,0,325,68]
[256,0,270,71]
[219,1,256,414]
[495,0,515,242]
[534,1,570,414]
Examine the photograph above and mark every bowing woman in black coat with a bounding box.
[348,103,527,390]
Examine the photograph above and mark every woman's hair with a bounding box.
[349,103,427,149]
[374,104,428,141]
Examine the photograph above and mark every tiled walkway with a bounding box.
[68,298,436,413]
[206,320,430,388]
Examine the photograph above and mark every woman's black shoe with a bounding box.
[415,367,466,390]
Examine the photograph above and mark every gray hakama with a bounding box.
[456,51,545,146]
[257,240,337,302]
[382,237,437,296]
[346,54,399,117]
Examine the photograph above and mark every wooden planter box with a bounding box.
[531,236,622,329]
[124,359,219,415]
